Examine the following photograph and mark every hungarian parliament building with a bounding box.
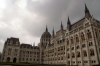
[1,4,100,66]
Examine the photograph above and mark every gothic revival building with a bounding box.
[1,4,100,66]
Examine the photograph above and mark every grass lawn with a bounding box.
[0,62,66,66]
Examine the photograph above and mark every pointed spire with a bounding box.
[52,27,55,37]
[46,25,48,32]
[67,16,71,30]
[60,21,63,31]
[67,16,71,25]
[84,3,91,18]
[85,3,89,13]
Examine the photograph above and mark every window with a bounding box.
[77,51,80,57]
[76,45,80,49]
[89,42,93,46]
[67,39,69,45]
[71,37,74,44]
[76,35,79,42]
[67,48,69,51]
[8,48,12,52]
[23,58,24,61]
[72,52,75,58]
[81,32,85,41]
[72,47,74,50]
[26,58,28,61]
[83,50,87,57]
[67,54,70,58]
[90,49,95,56]
[87,30,92,39]
[82,44,86,48]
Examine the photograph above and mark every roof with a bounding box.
[20,43,32,47]
[41,31,51,38]
[71,17,85,30]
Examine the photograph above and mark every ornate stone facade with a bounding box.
[1,4,100,66]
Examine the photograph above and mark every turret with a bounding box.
[52,27,55,38]
[60,21,63,31]
[85,3,91,19]
[67,16,71,30]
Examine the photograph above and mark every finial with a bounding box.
[85,3,89,13]
[67,16,71,24]
[46,25,48,32]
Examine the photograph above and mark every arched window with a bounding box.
[87,30,92,39]
[90,49,95,56]
[71,37,74,44]
[83,50,87,57]
[72,52,75,58]
[89,42,93,46]
[8,48,12,52]
[81,32,85,41]
[67,53,70,58]
[76,45,80,49]
[76,35,79,43]
[67,39,69,45]
[77,51,80,57]
[82,44,86,48]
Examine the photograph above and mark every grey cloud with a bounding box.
[0,0,100,52]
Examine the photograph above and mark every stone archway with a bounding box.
[13,58,17,63]
[6,57,10,62]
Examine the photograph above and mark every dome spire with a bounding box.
[46,25,48,32]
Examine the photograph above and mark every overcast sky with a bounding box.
[0,0,100,52]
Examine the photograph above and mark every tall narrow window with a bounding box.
[67,39,69,45]
[87,30,92,39]
[83,50,87,57]
[76,35,79,43]
[77,51,80,57]
[71,37,74,44]
[72,52,75,58]
[90,49,95,56]
[81,32,85,41]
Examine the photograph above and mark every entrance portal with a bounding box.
[13,58,17,63]
[6,57,10,62]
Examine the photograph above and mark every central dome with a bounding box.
[41,26,51,38]
[41,31,51,38]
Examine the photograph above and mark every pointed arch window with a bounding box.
[83,50,87,57]
[77,51,80,57]
[81,32,85,41]
[67,53,70,58]
[76,35,79,43]
[90,49,95,56]
[87,30,92,39]
[8,48,12,52]
[67,39,69,45]
[71,37,74,44]
[72,52,75,58]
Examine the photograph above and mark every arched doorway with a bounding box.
[6,57,10,62]
[13,58,17,63]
